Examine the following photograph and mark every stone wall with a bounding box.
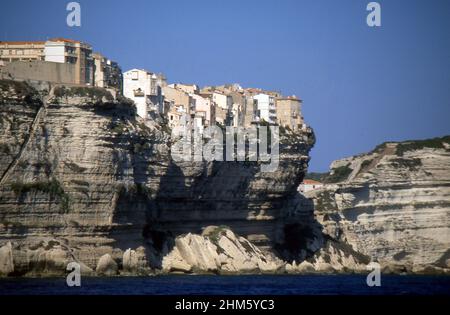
[0,61,77,84]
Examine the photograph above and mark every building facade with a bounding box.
[44,38,94,85]
[0,41,45,62]
[276,96,303,131]
[0,38,94,85]
[162,86,194,115]
[191,94,215,127]
[123,68,166,119]
[298,179,323,193]
[93,53,122,91]
[253,93,277,124]
[169,83,199,95]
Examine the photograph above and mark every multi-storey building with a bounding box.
[169,83,199,95]
[44,38,94,85]
[211,91,233,125]
[253,93,277,124]
[0,40,45,62]
[162,86,194,115]
[191,94,215,127]
[123,68,166,119]
[92,52,122,90]
[0,38,94,85]
[276,96,304,131]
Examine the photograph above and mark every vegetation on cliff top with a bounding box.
[54,85,114,101]
[395,135,450,156]
[304,164,353,184]
[0,79,42,106]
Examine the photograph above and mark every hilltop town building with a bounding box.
[169,83,199,95]
[0,38,307,134]
[191,94,215,127]
[44,38,94,85]
[93,53,122,90]
[0,38,108,86]
[210,91,233,125]
[276,96,303,131]
[242,96,257,127]
[253,93,277,124]
[163,86,194,114]
[0,41,45,62]
[298,179,323,193]
[123,68,166,119]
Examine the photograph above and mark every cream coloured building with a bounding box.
[163,86,194,115]
[191,94,215,127]
[0,41,45,62]
[276,96,303,131]
[0,38,94,85]
[169,83,199,95]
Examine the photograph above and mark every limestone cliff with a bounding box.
[306,137,450,274]
[0,80,315,276]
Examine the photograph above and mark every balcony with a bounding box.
[64,50,77,57]
[134,89,145,97]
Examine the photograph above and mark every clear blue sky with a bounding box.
[1,0,449,171]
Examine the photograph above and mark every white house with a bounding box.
[253,93,276,124]
[123,68,165,119]
[298,179,324,193]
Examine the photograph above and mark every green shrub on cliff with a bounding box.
[11,178,71,213]
[390,158,422,170]
[53,86,114,101]
[304,172,328,182]
[325,164,353,183]
[396,136,450,156]
[0,143,11,154]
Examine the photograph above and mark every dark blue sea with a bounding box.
[1,275,450,295]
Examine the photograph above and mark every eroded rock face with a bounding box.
[123,247,151,275]
[0,242,14,276]
[162,227,284,274]
[96,254,118,276]
[0,80,315,276]
[308,138,450,274]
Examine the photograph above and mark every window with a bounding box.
[132,71,139,80]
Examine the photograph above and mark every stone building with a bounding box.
[276,96,303,131]
[169,83,199,95]
[163,86,194,115]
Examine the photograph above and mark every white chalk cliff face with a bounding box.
[1,79,448,276]
[0,80,318,276]
[307,139,450,274]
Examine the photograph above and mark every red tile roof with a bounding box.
[302,179,323,185]
[0,41,45,45]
